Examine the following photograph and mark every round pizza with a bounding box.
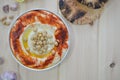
[9,9,69,70]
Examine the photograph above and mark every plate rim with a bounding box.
[9,8,72,71]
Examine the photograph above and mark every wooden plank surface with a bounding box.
[98,0,120,80]
[0,0,19,75]
[0,0,120,80]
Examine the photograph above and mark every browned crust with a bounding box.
[59,0,107,25]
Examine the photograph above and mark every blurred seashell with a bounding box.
[1,71,17,80]
[10,2,19,11]
[0,16,7,22]
[3,5,9,13]
[5,18,12,26]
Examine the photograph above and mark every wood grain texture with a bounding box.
[58,21,99,80]
[98,0,120,80]
[0,0,19,75]
[0,0,120,80]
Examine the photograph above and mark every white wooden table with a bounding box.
[0,0,120,80]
